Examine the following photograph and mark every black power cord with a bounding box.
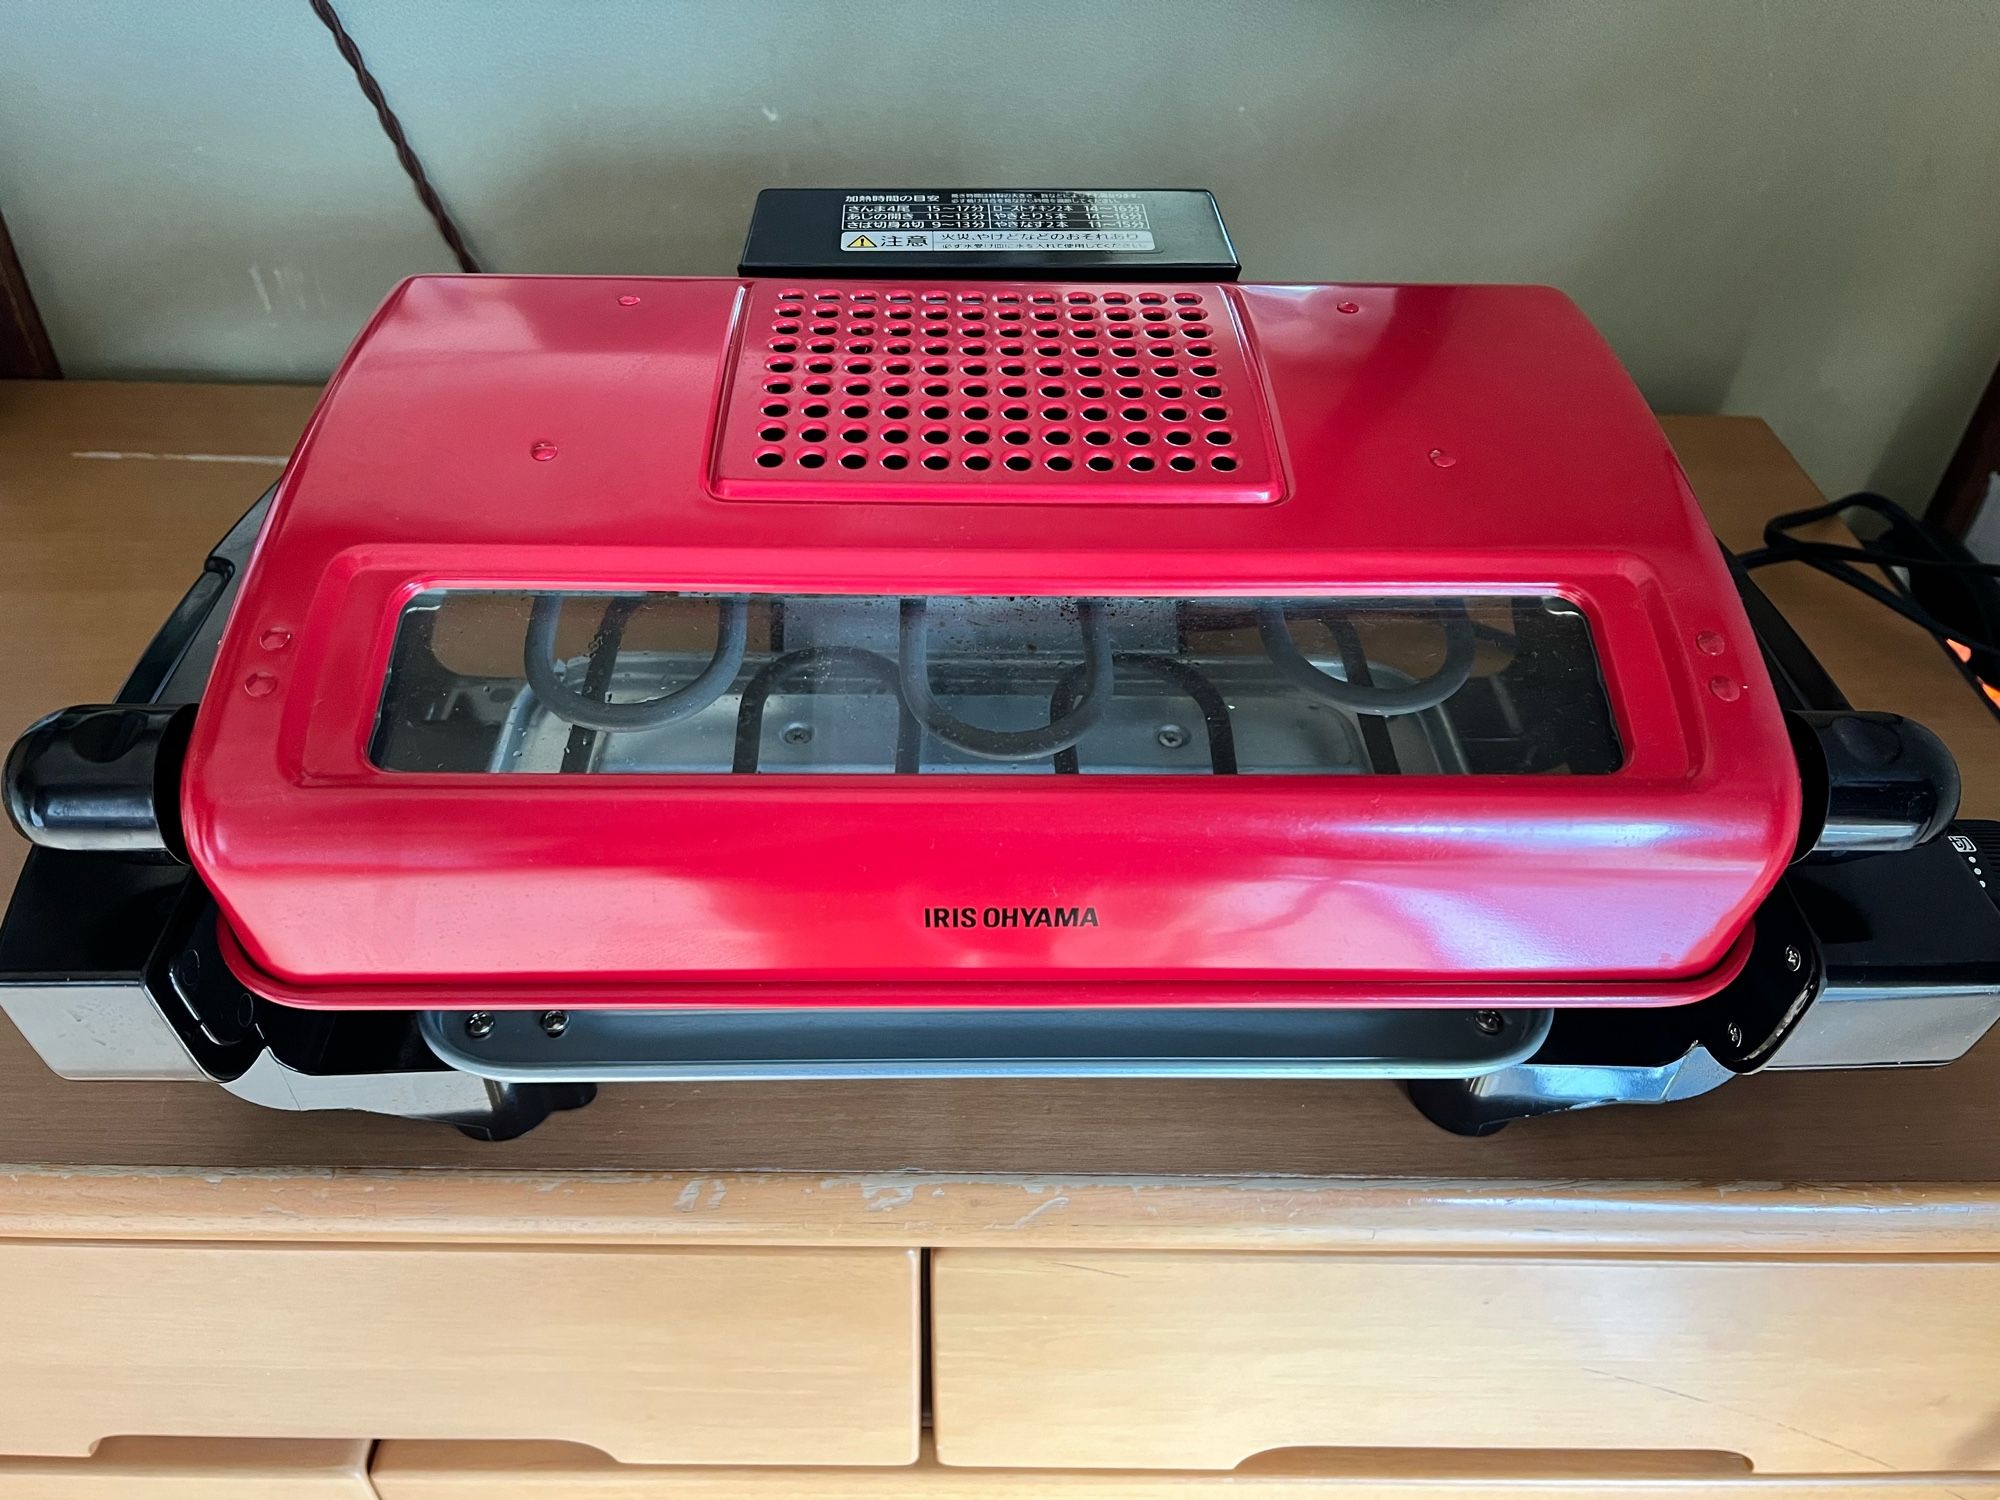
[307,0,484,273]
[1737,492,2000,664]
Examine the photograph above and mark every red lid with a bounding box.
[184,276,1797,1010]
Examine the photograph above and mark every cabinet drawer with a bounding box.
[370,1440,2000,1498]
[932,1251,2000,1472]
[0,1438,372,1497]
[0,1241,918,1465]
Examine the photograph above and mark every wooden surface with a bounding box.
[930,1250,2000,1472]
[1,381,1998,1182]
[0,1238,917,1463]
[4,1167,2000,1252]
[0,1440,373,1498]
[0,376,312,903]
[370,1439,2000,1498]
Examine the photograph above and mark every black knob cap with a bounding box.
[1789,710,1961,857]
[3,704,196,858]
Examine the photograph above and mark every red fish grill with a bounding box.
[4,189,1992,1138]
[193,272,1795,1013]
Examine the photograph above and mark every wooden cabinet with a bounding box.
[0,1242,919,1466]
[931,1250,2000,1473]
[0,1439,373,1498]
[369,1441,2000,1498]
[6,397,2000,1499]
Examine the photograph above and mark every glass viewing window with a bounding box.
[370,591,1622,776]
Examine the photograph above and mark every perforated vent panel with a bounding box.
[712,281,1281,504]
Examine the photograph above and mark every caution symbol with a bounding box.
[846,235,877,249]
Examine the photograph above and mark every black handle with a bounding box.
[1789,710,1961,857]
[3,703,196,858]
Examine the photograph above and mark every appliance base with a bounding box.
[3,493,1997,1141]
[419,1004,1553,1084]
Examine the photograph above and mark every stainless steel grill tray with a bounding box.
[421,1004,1551,1082]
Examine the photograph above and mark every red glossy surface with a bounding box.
[183,275,1800,1010]
[711,282,1281,502]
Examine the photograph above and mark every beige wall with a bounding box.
[2,0,1997,503]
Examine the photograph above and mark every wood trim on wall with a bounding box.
[0,205,60,379]
[1933,356,2000,535]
